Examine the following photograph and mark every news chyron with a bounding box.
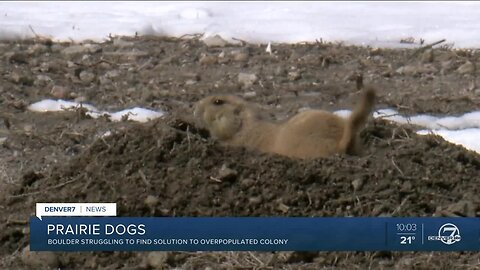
[31,203,480,251]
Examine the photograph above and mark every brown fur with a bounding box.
[193,87,376,159]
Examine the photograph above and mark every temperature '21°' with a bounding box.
[400,235,416,245]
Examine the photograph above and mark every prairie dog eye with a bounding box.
[213,99,225,105]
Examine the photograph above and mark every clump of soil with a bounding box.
[0,35,479,269]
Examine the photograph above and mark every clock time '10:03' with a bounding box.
[396,223,417,232]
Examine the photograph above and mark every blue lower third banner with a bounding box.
[30,217,480,251]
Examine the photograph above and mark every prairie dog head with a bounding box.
[193,95,257,140]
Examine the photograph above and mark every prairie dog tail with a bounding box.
[338,86,376,154]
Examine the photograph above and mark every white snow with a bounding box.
[376,110,480,153]
[417,129,480,153]
[109,107,165,122]
[374,109,480,130]
[27,99,98,113]
[335,109,480,153]
[28,100,164,123]
[336,109,480,131]
[4,2,480,153]
[1,2,480,48]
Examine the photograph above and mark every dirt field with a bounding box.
[1,36,479,269]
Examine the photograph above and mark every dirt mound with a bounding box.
[12,116,480,218]
[3,114,479,269]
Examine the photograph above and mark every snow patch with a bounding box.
[2,2,480,47]
[334,108,480,154]
[27,99,98,112]
[109,108,165,123]
[417,129,480,153]
[28,100,164,123]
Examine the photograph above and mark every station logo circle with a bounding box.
[438,223,461,245]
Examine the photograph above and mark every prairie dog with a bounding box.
[193,87,376,159]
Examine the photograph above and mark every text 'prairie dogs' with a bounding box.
[193,87,376,159]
